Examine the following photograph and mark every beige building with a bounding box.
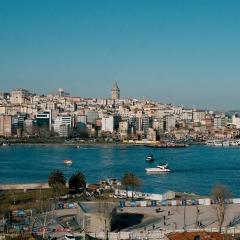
[0,115,12,136]
[119,121,128,140]
[76,202,117,233]
[10,88,30,105]
[147,128,156,141]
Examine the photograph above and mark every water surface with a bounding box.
[0,145,239,196]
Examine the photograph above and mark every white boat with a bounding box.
[64,234,75,240]
[222,141,230,147]
[145,163,170,173]
[213,140,223,147]
[206,140,213,146]
[64,160,72,165]
[2,142,10,147]
[230,140,239,146]
[146,154,154,161]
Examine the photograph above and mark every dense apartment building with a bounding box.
[0,85,238,141]
[0,115,12,137]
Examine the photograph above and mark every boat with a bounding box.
[75,145,80,149]
[222,141,230,147]
[146,154,154,161]
[206,140,214,146]
[212,140,223,147]
[145,163,171,173]
[64,160,72,165]
[2,142,10,147]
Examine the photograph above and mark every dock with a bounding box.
[144,143,187,148]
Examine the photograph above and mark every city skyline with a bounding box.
[1,1,240,110]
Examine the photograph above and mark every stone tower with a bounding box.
[111,82,120,100]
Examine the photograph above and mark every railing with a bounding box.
[88,226,240,240]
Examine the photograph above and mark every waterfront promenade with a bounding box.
[89,204,240,239]
[121,204,240,231]
[0,183,50,191]
[35,204,240,239]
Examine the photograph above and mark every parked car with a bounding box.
[65,234,75,240]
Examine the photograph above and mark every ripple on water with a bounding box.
[1,145,240,196]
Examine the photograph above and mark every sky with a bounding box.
[0,0,240,110]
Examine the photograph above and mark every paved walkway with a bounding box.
[120,204,240,231]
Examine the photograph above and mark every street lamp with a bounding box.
[183,196,187,231]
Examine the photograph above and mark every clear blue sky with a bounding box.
[0,0,240,110]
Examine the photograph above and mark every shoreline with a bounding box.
[0,182,208,200]
[2,141,204,147]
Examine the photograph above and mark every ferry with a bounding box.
[146,154,154,162]
[145,163,170,173]
[64,160,72,165]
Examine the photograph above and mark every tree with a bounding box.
[48,170,67,199]
[68,171,86,194]
[97,201,115,240]
[121,172,141,200]
[212,184,231,233]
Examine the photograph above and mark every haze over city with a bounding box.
[1,1,240,109]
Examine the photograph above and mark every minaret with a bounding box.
[111,82,120,100]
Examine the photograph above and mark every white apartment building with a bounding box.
[165,115,176,132]
[53,115,72,134]
[101,116,114,132]
[232,114,240,129]
[193,110,206,123]
[213,117,225,129]
[181,109,193,121]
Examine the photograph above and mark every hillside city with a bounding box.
[0,83,240,142]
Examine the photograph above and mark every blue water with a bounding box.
[0,145,240,196]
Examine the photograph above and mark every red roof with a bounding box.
[166,231,233,240]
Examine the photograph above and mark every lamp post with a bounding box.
[183,196,186,231]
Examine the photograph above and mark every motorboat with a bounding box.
[146,154,154,161]
[206,140,214,146]
[75,145,80,149]
[222,141,230,147]
[213,140,223,147]
[64,234,75,240]
[64,160,72,165]
[145,163,170,173]
[2,142,10,147]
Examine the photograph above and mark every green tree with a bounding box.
[48,170,67,199]
[212,184,231,233]
[121,172,141,200]
[68,170,86,194]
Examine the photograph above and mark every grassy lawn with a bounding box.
[0,189,54,215]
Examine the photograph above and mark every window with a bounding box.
[85,216,91,230]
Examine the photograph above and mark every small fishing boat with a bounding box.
[2,142,10,147]
[64,160,72,165]
[146,154,154,162]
